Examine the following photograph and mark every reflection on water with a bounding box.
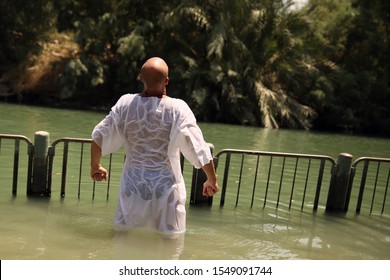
[0,102,389,260]
[113,230,185,260]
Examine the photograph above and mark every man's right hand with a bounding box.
[91,164,108,181]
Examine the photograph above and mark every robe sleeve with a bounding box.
[91,95,127,155]
[169,100,212,169]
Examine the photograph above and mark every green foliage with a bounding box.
[0,0,55,74]
[1,0,389,136]
[57,58,88,99]
[154,0,318,129]
[56,57,106,99]
[305,0,390,135]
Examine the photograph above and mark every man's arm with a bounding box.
[90,140,108,181]
[202,160,219,196]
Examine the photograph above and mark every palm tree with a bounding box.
[160,0,316,129]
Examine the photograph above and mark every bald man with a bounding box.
[90,57,219,237]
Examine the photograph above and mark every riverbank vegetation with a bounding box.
[0,0,388,136]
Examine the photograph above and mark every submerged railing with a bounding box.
[47,137,205,201]
[351,157,390,214]
[1,132,389,215]
[214,149,336,211]
[0,133,204,202]
[47,137,109,198]
[0,134,33,195]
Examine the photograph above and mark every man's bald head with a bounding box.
[140,57,169,92]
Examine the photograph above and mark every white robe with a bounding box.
[92,94,212,235]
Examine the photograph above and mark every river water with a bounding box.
[0,102,389,260]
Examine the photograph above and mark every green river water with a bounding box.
[0,102,389,260]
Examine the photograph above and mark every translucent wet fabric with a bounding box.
[92,94,212,235]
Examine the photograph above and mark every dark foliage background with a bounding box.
[0,0,388,136]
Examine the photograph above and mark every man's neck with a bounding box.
[140,90,166,98]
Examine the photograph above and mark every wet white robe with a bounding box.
[92,94,212,235]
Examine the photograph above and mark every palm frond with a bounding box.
[254,80,315,129]
[180,6,210,30]
[207,22,226,59]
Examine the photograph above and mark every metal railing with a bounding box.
[0,134,33,195]
[47,138,186,200]
[214,149,336,211]
[1,133,389,215]
[350,157,390,214]
[47,137,112,199]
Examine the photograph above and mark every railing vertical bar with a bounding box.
[301,159,311,209]
[313,159,326,211]
[264,156,273,208]
[12,139,20,196]
[370,162,381,213]
[47,146,54,194]
[61,142,69,197]
[78,143,84,199]
[235,154,245,207]
[220,152,231,206]
[382,169,389,214]
[107,153,113,200]
[250,155,260,208]
[26,143,33,194]
[93,180,96,200]
[289,158,299,209]
[276,157,286,208]
[180,153,184,173]
[356,161,369,213]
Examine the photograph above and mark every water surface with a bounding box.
[0,102,389,260]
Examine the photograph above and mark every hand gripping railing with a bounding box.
[47,137,114,199]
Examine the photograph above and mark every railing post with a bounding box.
[326,153,353,212]
[27,131,51,197]
[190,143,216,206]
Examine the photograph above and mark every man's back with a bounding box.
[122,94,173,169]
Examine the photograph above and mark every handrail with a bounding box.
[0,134,33,144]
[215,148,337,163]
[51,137,92,147]
[353,157,390,165]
